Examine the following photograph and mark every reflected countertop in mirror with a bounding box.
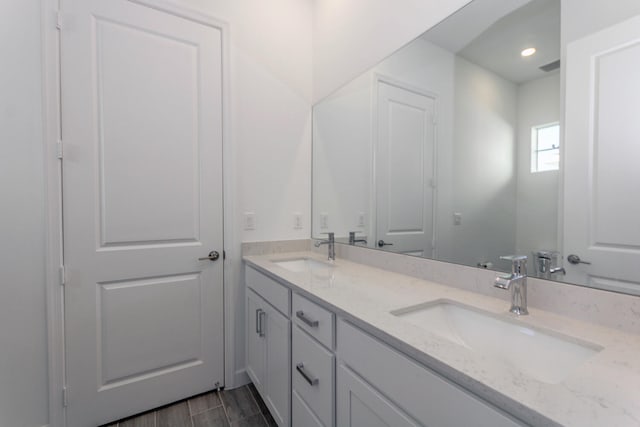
[312,0,640,295]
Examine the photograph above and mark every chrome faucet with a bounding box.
[315,232,335,261]
[494,255,529,315]
[348,231,367,246]
[535,251,566,279]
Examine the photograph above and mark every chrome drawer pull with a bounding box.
[296,310,319,328]
[255,309,261,334]
[258,310,266,337]
[296,363,319,386]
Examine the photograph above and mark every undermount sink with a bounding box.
[391,300,603,384]
[272,258,333,273]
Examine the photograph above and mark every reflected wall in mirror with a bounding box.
[312,0,640,294]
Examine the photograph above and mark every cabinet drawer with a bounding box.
[292,326,334,427]
[337,320,523,427]
[246,266,290,316]
[293,390,324,427]
[293,292,334,349]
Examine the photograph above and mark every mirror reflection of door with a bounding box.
[563,15,640,294]
[375,79,436,257]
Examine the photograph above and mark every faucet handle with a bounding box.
[500,255,528,275]
[500,255,528,262]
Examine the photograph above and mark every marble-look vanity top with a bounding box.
[244,251,640,427]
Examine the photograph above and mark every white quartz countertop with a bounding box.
[244,251,640,427]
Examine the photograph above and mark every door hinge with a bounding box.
[223,250,226,260]
[62,387,68,407]
[59,265,66,286]
[56,11,63,30]
[56,140,63,159]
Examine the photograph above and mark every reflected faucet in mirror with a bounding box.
[535,251,566,279]
[348,231,367,246]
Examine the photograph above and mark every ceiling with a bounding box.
[423,0,561,84]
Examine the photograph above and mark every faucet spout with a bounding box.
[494,255,529,315]
[315,232,335,261]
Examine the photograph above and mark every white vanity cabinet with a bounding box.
[245,264,526,427]
[336,319,524,427]
[245,268,291,427]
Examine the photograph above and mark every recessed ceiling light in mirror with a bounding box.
[521,47,537,57]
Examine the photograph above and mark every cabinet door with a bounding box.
[246,289,265,392]
[337,364,419,427]
[264,303,291,427]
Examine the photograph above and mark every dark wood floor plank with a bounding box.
[120,411,156,427]
[230,413,267,427]
[189,391,222,415]
[246,384,269,416]
[157,401,191,427]
[261,410,278,427]
[192,407,229,427]
[219,386,260,423]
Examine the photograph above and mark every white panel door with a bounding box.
[564,14,640,294]
[376,81,436,256]
[60,1,225,425]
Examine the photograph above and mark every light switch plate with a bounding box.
[244,212,256,230]
[453,212,462,226]
[320,212,329,229]
[293,212,303,229]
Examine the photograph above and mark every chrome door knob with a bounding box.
[198,251,220,261]
[567,254,591,265]
[377,240,393,248]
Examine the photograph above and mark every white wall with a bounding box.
[312,72,372,238]
[515,74,561,258]
[312,38,456,243]
[562,0,640,44]
[451,57,518,270]
[312,38,520,269]
[0,1,50,426]
[178,0,314,389]
[312,0,472,102]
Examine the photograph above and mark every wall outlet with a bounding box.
[293,212,303,230]
[357,211,365,228]
[244,212,256,230]
[453,212,462,226]
[320,212,329,229]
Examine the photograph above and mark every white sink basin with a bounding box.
[272,258,333,273]
[391,300,602,384]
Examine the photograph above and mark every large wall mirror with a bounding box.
[312,0,640,295]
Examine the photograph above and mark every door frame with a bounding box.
[371,74,439,256]
[41,1,235,425]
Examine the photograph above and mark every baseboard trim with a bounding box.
[229,369,250,389]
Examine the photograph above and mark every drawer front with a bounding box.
[337,320,524,427]
[292,292,334,349]
[246,266,290,317]
[292,326,334,427]
[293,390,324,427]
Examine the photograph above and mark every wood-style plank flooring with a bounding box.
[104,384,276,427]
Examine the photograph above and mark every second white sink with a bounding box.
[392,300,602,384]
